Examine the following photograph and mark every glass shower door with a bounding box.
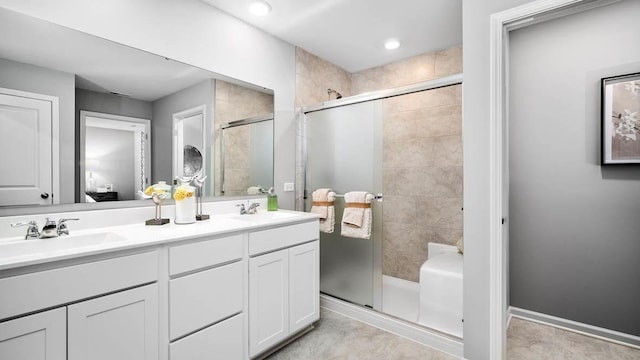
[304,100,383,309]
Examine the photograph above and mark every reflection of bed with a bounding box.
[86,192,118,202]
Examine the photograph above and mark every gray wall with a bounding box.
[0,57,75,204]
[509,0,640,336]
[85,127,135,200]
[462,0,530,358]
[76,88,153,120]
[151,79,214,185]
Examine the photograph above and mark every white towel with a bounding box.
[310,188,336,233]
[341,191,373,239]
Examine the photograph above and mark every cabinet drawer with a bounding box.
[169,234,243,276]
[169,314,243,360]
[248,221,318,256]
[0,251,158,320]
[169,261,243,340]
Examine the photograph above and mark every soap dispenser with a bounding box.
[267,187,278,211]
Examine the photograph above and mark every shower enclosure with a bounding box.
[302,75,463,335]
[304,100,384,310]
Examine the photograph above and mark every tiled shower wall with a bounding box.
[352,46,462,94]
[296,45,462,282]
[382,86,462,282]
[214,80,274,196]
[295,47,352,108]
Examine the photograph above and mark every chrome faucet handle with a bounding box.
[11,221,40,239]
[57,218,79,236]
[236,203,247,215]
[247,202,260,214]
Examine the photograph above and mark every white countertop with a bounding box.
[0,210,319,271]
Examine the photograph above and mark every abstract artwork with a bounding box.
[602,72,640,164]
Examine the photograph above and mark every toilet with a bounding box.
[418,242,463,338]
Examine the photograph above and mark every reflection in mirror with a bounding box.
[213,80,274,196]
[221,115,274,196]
[80,111,151,203]
[0,7,274,210]
[182,146,203,178]
[172,105,205,184]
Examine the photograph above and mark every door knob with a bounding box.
[41,193,49,199]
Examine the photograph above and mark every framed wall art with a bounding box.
[601,72,640,164]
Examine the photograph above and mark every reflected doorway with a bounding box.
[79,111,151,202]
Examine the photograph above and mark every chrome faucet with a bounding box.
[10,218,79,239]
[236,202,261,215]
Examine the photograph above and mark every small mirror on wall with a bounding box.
[601,72,640,165]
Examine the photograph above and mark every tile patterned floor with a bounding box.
[266,308,456,360]
[507,317,640,360]
[266,309,640,359]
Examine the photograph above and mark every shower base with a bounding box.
[382,275,419,323]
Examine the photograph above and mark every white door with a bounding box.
[0,307,66,360]
[0,89,57,206]
[172,106,206,179]
[289,241,320,334]
[249,249,289,357]
[67,284,158,360]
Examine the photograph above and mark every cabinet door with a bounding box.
[289,241,320,334]
[0,307,66,360]
[68,284,158,360]
[249,249,289,357]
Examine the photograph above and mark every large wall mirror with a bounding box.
[0,7,274,210]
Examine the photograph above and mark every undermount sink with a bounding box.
[0,232,129,260]
[230,211,298,223]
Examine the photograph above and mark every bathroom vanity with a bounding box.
[0,207,319,360]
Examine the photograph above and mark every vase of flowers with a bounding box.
[174,180,196,224]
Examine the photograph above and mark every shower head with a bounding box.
[327,88,343,100]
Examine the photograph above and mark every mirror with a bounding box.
[220,115,274,196]
[0,8,274,209]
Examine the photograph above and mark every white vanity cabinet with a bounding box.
[248,222,320,358]
[0,211,320,360]
[168,234,245,360]
[0,251,159,360]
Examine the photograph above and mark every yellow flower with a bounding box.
[144,185,154,195]
[173,187,192,201]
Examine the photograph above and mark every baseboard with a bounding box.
[508,306,640,349]
[320,294,463,358]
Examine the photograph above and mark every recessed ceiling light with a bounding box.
[384,39,401,50]
[249,1,272,16]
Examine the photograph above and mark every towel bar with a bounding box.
[333,193,383,202]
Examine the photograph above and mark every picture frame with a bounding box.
[601,72,640,165]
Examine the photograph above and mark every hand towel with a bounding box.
[310,188,336,233]
[341,191,374,239]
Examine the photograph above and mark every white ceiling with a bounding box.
[202,0,462,73]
